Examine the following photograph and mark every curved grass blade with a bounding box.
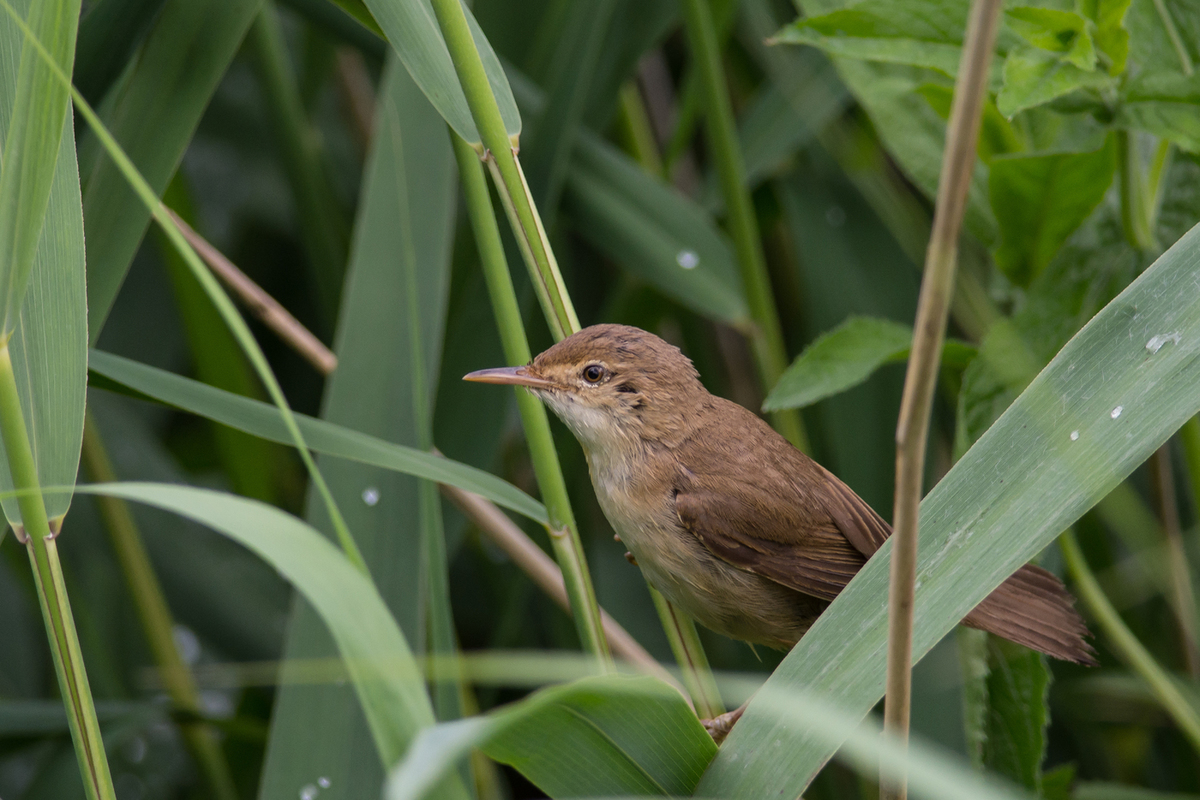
[699,224,1200,797]
[87,350,547,526]
[360,0,519,145]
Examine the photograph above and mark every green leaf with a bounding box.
[87,349,548,527]
[774,0,969,78]
[696,221,1200,797]
[359,0,519,145]
[0,0,85,526]
[763,317,911,411]
[1040,764,1076,800]
[764,316,975,411]
[983,639,1051,792]
[0,0,79,336]
[1074,785,1200,800]
[1117,72,1200,152]
[1078,0,1133,74]
[81,0,263,341]
[386,675,716,800]
[1006,7,1096,70]
[997,46,1114,118]
[75,482,438,771]
[259,53,461,799]
[916,83,1021,161]
[989,139,1117,286]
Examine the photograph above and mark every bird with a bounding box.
[464,323,1096,669]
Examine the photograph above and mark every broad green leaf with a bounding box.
[983,639,1051,792]
[696,223,1200,798]
[997,46,1114,118]
[388,672,1041,800]
[774,0,969,78]
[359,0,519,145]
[1075,784,1200,800]
[0,0,79,336]
[73,0,166,104]
[75,482,437,771]
[87,349,548,526]
[0,0,86,527]
[989,139,1117,286]
[1078,0,1133,74]
[505,68,750,326]
[387,675,715,800]
[915,83,1021,161]
[82,0,263,341]
[1117,72,1200,152]
[1006,8,1097,70]
[259,54,460,800]
[763,316,911,412]
[764,316,974,412]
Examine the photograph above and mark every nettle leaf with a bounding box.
[763,316,975,412]
[1006,7,1097,70]
[774,0,971,79]
[983,639,1051,793]
[1117,72,1200,152]
[998,46,1115,118]
[989,138,1117,286]
[1078,0,1133,74]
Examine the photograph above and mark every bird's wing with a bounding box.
[673,482,867,602]
[813,463,893,558]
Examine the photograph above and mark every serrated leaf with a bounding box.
[1078,0,1133,74]
[998,46,1114,118]
[1006,7,1097,70]
[983,639,1050,792]
[989,138,1117,286]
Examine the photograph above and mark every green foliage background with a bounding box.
[1,0,1199,798]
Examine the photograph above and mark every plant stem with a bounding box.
[1151,0,1194,76]
[1117,130,1158,252]
[248,1,349,329]
[80,414,238,800]
[428,0,578,340]
[883,1,1003,798]
[679,0,809,453]
[450,131,610,665]
[1151,445,1200,677]
[1060,530,1200,756]
[649,587,725,718]
[615,83,663,176]
[0,344,115,800]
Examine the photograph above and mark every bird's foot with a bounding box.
[701,703,747,745]
[624,551,638,565]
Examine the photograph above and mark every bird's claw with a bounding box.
[624,551,638,565]
[701,705,746,745]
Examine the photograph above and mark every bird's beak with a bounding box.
[463,365,556,390]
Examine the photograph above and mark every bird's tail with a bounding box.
[962,563,1097,665]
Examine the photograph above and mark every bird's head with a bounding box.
[464,324,705,453]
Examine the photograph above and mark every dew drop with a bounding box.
[1070,430,1079,441]
[676,249,699,269]
[299,785,318,800]
[362,487,380,506]
[1111,406,1123,419]
[318,777,332,789]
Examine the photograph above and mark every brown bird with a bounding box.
[465,324,1095,667]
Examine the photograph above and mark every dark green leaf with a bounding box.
[983,639,1050,792]
[386,675,716,800]
[989,138,1117,286]
[1075,784,1200,800]
[1006,8,1097,71]
[1078,0,1133,74]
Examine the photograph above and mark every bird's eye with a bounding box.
[582,364,605,383]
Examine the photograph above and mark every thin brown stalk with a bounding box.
[438,482,689,700]
[882,1,1003,798]
[1151,445,1200,677]
[163,207,337,375]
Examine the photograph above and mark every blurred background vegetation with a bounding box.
[1,0,1199,797]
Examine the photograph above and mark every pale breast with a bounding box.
[588,453,824,649]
